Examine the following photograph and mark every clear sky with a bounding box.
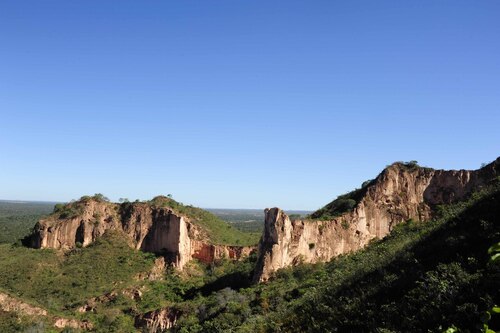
[1,1,499,210]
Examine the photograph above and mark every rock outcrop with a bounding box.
[254,158,500,282]
[0,292,93,330]
[0,292,48,317]
[26,198,255,269]
[191,240,255,264]
[135,308,180,332]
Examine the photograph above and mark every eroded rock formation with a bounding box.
[254,158,500,282]
[26,199,254,269]
[191,240,255,264]
[135,308,180,332]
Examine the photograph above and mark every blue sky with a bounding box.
[1,1,499,209]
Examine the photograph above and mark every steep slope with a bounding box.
[25,196,256,269]
[254,158,500,281]
[278,181,500,332]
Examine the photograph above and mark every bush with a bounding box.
[311,196,358,220]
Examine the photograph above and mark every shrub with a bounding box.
[310,191,361,220]
[341,220,350,230]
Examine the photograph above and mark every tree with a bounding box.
[93,193,110,202]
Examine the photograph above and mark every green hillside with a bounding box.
[0,231,156,332]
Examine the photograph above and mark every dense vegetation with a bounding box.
[0,232,258,332]
[0,231,156,332]
[0,232,154,312]
[0,201,53,243]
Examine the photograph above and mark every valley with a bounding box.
[0,159,498,332]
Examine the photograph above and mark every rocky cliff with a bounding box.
[254,158,500,282]
[135,308,180,332]
[26,197,255,269]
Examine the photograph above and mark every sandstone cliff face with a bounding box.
[254,158,500,282]
[30,200,121,249]
[28,200,254,269]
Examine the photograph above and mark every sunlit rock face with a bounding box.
[254,158,500,282]
[27,200,254,269]
[135,308,180,332]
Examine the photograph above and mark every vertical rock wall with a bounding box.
[27,201,254,270]
[140,212,192,269]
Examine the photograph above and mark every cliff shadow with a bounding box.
[184,270,254,299]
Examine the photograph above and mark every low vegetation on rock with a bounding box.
[309,186,366,220]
